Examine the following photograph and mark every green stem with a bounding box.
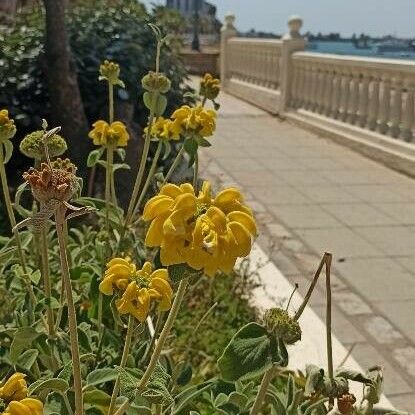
[193,152,199,190]
[250,365,277,415]
[108,315,135,415]
[142,312,163,365]
[125,113,155,226]
[132,140,163,217]
[0,144,28,272]
[40,226,55,337]
[162,145,185,185]
[113,278,189,415]
[56,209,83,415]
[109,83,114,124]
[325,253,334,408]
[105,145,114,232]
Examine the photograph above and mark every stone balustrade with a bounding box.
[221,14,415,144]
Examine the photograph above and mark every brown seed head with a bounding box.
[337,393,356,414]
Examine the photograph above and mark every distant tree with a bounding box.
[42,0,89,175]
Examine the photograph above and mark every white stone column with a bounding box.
[401,77,415,141]
[279,16,306,113]
[220,13,237,87]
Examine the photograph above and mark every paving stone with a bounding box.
[393,347,415,377]
[388,393,415,413]
[265,222,293,240]
[363,315,404,344]
[333,291,373,316]
[376,202,415,225]
[351,343,412,395]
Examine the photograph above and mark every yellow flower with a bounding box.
[172,105,216,138]
[200,73,220,100]
[143,181,257,277]
[99,257,137,295]
[0,373,28,402]
[146,117,182,141]
[0,109,17,142]
[88,120,129,147]
[99,60,124,87]
[100,259,173,322]
[3,398,43,415]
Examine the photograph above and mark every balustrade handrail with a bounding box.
[228,38,283,47]
[293,52,415,74]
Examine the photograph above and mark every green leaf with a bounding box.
[142,363,173,405]
[335,368,372,384]
[143,92,152,110]
[87,368,119,387]
[3,140,14,164]
[116,148,126,161]
[0,247,17,264]
[116,366,138,402]
[87,148,104,167]
[172,380,214,414]
[198,138,211,147]
[112,163,131,172]
[176,362,192,386]
[29,269,42,285]
[29,378,69,395]
[183,138,198,157]
[16,349,39,370]
[218,323,273,381]
[84,389,111,406]
[14,182,28,207]
[155,94,167,116]
[57,360,73,382]
[10,327,41,363]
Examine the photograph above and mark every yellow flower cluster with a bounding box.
[0,373,43,415]
[0,109,16,142]
[146,116,182,141]
[143,181,256,277]
[99,258,173,322]
[172,105,216,138]
[88,120,129,147]
[199,73,220,100]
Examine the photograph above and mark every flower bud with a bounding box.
[20,130,67,160]
[99,60,121,85]
[263,308,301,345]
[337,393,356,414]
[142,71,171,94]
[0,109,17,142]
[200,73,220,100]
[23,158,78,204]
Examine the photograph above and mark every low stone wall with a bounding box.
[180,50,219,76]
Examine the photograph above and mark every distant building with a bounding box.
[166,0,220,35]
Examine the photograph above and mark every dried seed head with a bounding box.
[337,393,356,414]
[142,71,171,93]
[23,158,78,203]
[264,307,302,345]
[20,130,67,160]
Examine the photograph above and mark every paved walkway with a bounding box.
[199,89,415,411]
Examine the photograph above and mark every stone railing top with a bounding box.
[228,37,283,46]
[293,51,415,74]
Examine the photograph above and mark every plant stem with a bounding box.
[108,315,135,415]
[56,209,83,415]
[125,113,155,226]
[250,365,276,415]
[109,83,114,124]
[113,278,189,415]
[105,145,114,232]
[293,253,327,321]
[325,253,334,408]
[40,226,55,337]
[132,140,163,217]
[142,312,163,365]
[162,145,185,185]
[193,152,199,190]
[0,144,28,272]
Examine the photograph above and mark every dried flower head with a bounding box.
[337,393,356,414]
[88,120,129,147]
[99,60,124,87]
[200,73,220,100]
[20,130,67,160]
[142,71,171,94]
[263,308,302,345]
[23,158,78,204]
[0,109,16,142]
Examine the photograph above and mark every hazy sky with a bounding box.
[141,0,415,37]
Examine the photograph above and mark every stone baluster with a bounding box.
[401,77,415,141]
[322,65,334,116]
[330,67,342,119]
[358,73,370,128]
[301,62,310,108]
[389,74,403,138]
[378,75,392,134]
[316,66,326,113]
[297,63,306,107]
[220,13,237,86]
[340,70,352,122]
[310,65,320,111]
[347,69,360,124]
[367,72,380,130]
